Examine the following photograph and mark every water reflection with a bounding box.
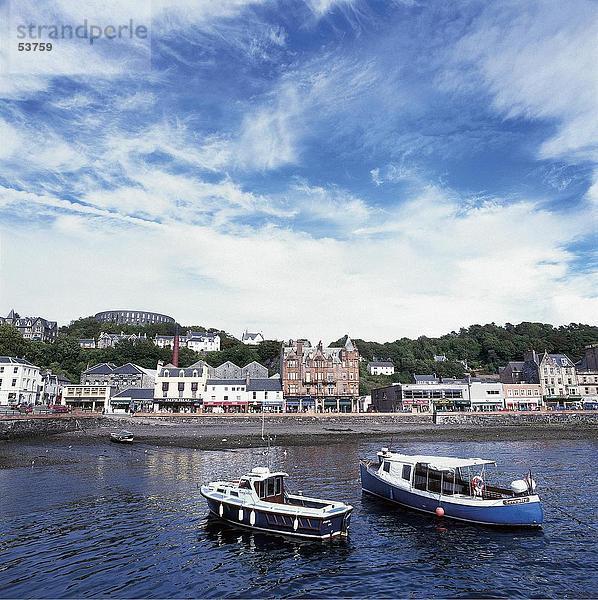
[0,438,596,598]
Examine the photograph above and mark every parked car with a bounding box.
[49,404,70,413]
[18,404,33,414]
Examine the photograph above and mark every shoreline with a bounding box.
[1,414,596,470]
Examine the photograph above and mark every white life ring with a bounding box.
[293,517,299,531]
[250,510,256,526]
[238,509,244,521]
[219,503,224,517]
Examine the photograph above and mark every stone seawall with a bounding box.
[0,416,105,440]
[434,411,598,427]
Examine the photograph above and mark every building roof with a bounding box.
[283,338,357,364]
[187,330,218,339]
[247,378,282,391]
[413,374,439,384]
[111,363,150,375]
[0,356,36,366]
[83,363,116,375]
[79,338,95,343]
[242,331,263,341]
[369,361,394,368]
[112,387,155,399]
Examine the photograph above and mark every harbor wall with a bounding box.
[0,416,105,440]
[433,411,598,427]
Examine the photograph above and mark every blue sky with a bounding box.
[0,0,596,342]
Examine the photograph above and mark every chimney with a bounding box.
[171,326,180,368]
[296,339,303,355]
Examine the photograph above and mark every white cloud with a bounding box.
[450,0,598,163]
[236,84,301,170]
[1,182,596,341]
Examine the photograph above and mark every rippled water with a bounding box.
[1,438,597,598]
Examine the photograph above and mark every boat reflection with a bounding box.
[202,514,352,553]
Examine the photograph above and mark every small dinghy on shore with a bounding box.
[201,467,353,540]
[361,448,543,527]
[110,430,134,443]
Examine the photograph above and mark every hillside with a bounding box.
[1,320,596,393]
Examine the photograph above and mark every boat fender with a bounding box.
[471,476,485,496]
[238,509,244,521]
[293,517,299,531]
[250,510,256,526]
[219,504,224,517]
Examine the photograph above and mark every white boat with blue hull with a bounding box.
[361,448,543,527]
[201,467,353,540]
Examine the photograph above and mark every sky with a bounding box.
[0,0,596,343]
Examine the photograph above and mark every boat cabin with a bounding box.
[375,451,521,499]
[240,467,287,504]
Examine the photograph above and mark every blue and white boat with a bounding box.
[360,448,543,527]
[201,467,353,540]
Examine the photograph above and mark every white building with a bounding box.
[576,344,598,404]
[241,330,264,345]
[502,384,543,410]
[204,376,283,412]
[468,381,505,411]
[62,384,111,412]
[367,360,395,376]
[0,357,42,406]
[186,331,220,352]
[40,371,70,405]
[153,331,221,352]
[153,360,210,412]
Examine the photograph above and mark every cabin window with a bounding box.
[383,461,391,473]
[239,479,250,489]
[402,465,412,481]
[267,478,276,496]
[230,491,239,497]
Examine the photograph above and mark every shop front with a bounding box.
[203,400,249,413]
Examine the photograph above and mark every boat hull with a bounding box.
[202,493,352,540]
[360,462,543,527]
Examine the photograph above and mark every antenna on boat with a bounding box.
[261,409,272,469]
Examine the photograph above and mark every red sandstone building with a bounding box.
[280,336,360,412]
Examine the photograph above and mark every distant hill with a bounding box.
[332,322,598,395]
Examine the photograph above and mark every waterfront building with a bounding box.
[0,357,42,406]
[499,350,579,407]
[40,371,70,405]
[576,344,598,403]
[0,309,57,343]
[367,360,395,376]
[203,362,276,413]
[62,384,111,412]
[152,360,210,413]
[110,388,154,413]
[468,380,505,411]
[502,384,543,410]
[81,362,156,392]
[241,330,265,345]
[78,338,96,349]
[281,337,360,412]
[96,331,147,349]
[434,354,447,362]
[95,310,175,326]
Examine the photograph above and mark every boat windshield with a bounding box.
[254,476,285,503]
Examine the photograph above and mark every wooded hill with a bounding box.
[0,319,595,395]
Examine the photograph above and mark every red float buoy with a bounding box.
[435,506,445,517]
